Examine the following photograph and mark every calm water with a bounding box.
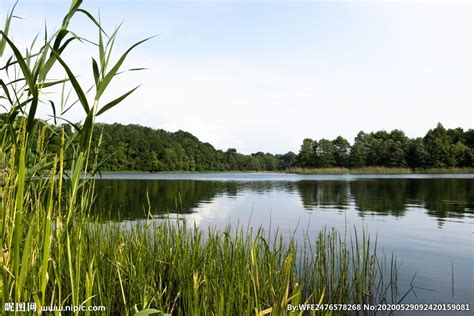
[92,173,474,306]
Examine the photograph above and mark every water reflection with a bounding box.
[92,178,473,222]
[296,181,350,210]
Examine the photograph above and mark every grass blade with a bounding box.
[96,37,152,100]
[96,85,139,116]
[49,46,90,114]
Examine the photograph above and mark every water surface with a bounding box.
[92,173,474,306]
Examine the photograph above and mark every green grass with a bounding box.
[83,222,401,315]
[412,167,474,174]
[287,166,474,175]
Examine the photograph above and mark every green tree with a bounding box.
[278,151,297,169]
[350,132,369,167]
[406,138,429,168]
[314,139,335,168]
[386,130,408,167]
[332,136,350,167]
[297,138,316,168]
[423,123,455,167]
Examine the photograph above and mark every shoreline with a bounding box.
[286,167,474,175]
[95,167,474,175]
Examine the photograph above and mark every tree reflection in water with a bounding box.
[91,178,473,223]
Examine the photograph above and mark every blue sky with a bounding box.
[1,0,472,153]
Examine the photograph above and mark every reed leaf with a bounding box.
[0,0,17,56]
[96,37,151,100]
[49,47,90,114]
[0,32,37,100]
[96,85,139,116]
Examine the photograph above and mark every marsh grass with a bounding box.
[287,167,474,175]
[91,220,404,314]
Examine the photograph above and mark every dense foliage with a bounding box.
[86,123,297,172]
[40,122,474,172]
[296,123,474,169]
[90,122,474,172]
[12,120,473,172]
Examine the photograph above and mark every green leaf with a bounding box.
[1,55,13,72]
[77,8,108,37]
[39,37,76,83]
[52,28,69,52]
[49,46,90,114]
[62,0,83,28]
[58,37,76,54]
[81,112,94,148]
[27,96,39,131]
[96,37,152,100]
[17,222,34,298]
[0,1,17,57]
[49,100,58,125]
[96,85,139,116]
[0,79,13,104]
[58,117,82,133]
[41,78,69,89]
[116,67,148,76]
[0,31,36,95]
[98,19,106,76]
[104,23,123,69]
[33,42,50,82]
[92,58,100,89]
[14,98,33,113]
[29,33,39,55]
[1,52,42,72]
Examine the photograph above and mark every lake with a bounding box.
[92,173,474,306]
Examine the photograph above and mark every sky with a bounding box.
[1,0,473,154]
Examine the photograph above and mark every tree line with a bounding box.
[296,123,474,169]
[29,120,474,172]
[88,123,297,172]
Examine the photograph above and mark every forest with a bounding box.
[87,123,295,171]
[1,116,292,171]
[43,121,473,172]
[296,123,474,169]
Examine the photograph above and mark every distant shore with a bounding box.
[286,167,474,174]
[94,167,474,175]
